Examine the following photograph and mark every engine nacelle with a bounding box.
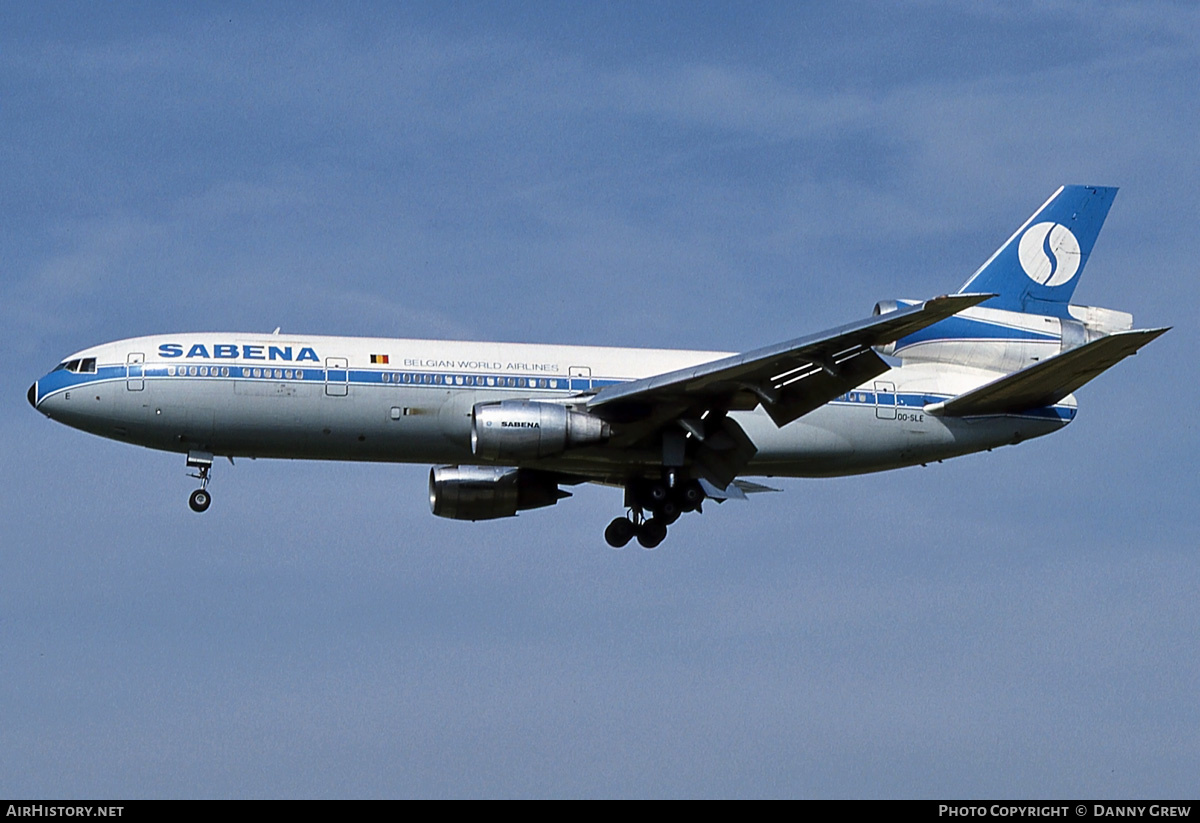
[872,299,917,356]
[429,465,567,521]
[471,400,611,461]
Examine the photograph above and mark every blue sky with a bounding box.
[3,2,1197,798]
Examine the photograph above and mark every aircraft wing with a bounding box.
[925,327,1170,417]
[584,293,991,487]
[588,293,992,427]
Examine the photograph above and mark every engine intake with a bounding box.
[429,465,567,521]
[472,400,610,461]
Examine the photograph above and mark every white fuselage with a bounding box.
[30,332,1072,482]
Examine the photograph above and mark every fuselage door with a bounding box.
[569,366,592,392]
[126,352,145,391]
[325,357,349,397]
[874,380,896,420]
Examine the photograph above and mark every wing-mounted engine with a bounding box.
[429,465,569,521]
[471,400,611,461]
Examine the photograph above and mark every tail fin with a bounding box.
[957,185,1117,316]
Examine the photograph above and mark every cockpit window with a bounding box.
[55,358,97,374]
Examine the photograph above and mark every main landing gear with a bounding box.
[605,477,705,550]
[604,512,667,550]
[186,450,213,513]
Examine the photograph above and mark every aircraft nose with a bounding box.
[28,382,37,408]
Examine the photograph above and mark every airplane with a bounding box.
[28,185,1167,549]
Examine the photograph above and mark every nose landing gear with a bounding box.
[188,487,211,513]
[186,450,214,513]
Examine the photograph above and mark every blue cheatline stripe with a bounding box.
[34,365,127,398]
[36,363,1077,421]
[828,390,1075,421]
[894,315,1060,351]
[36,362,590,402]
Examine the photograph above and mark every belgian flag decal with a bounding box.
[370,354,390,364]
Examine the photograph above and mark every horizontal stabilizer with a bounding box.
[926,328,1168,417]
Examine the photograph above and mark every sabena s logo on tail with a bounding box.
[955,186,1116,315]
[1017,222,1081,287]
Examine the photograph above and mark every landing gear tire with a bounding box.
[645,482,669,506]
[679,480,705,512]
[186,452,214,513]
[605,517,636,549]
[637,518,668,550]
[658,500,682,524]
[189,488,211,513]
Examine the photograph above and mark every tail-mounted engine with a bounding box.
[471,400,611,461]
[429,465,568,521]
[869,297,1135,370]
[871,299,914,356]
